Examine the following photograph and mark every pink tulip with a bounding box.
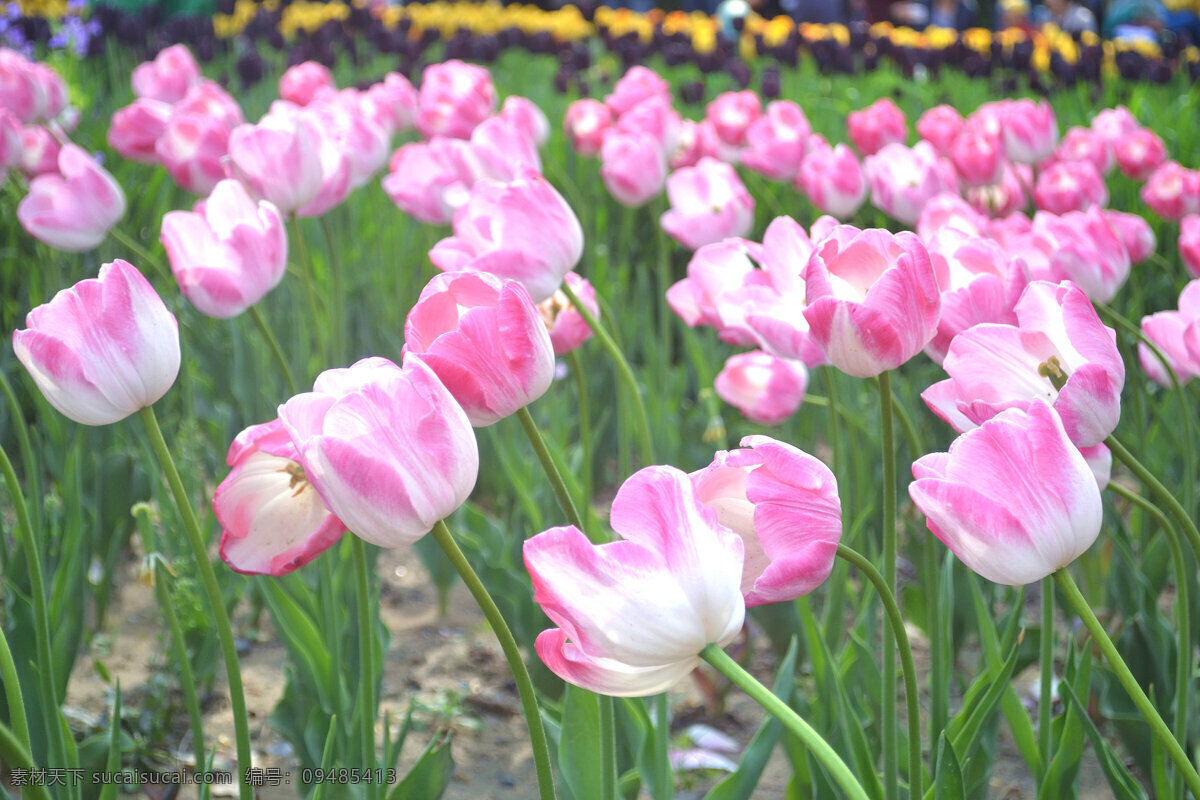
[229,116,324,215]
[500,95,551,147]
[924,227,1029,364]
[155,112,231,196]
[739,101,810,182]
[279,356,478,548]
[160,179,288,318]
[382,137,476,225]
[599,130,667,208]
[306,98,390,190]
[428,170,583,303]
[1182,215,1200,279]
[705,90,762,148]
[19,124,59,176]
[864,141,959,227]
[797,139,867,220]
[131,44,201,104]
[1032,160,1108,215]
[605,65,671,117]
[1030,208,1129,303]
[1052,127,1113,176]
[1138,280,1200,386]
[963,162,1030,219]
[108,99,172,164]
[923,280,1124,448]
[910,400,1102,586]
[467,116,542,182]
[802,225,940,378]
[416,59,496,140]
[279,61,335,107]
[18,143,125,252]
[563,98,613,157]
[916,192,987,241]
[671,119,730,169]
[0,49,46,123]
[538,271,598,355]
[0,109,19,179]
[614,95,681,158]
[28,62,66,123]
[692,435,840,606]
[667,239,767,347]
[1103,210,1155,265]
[13,259,180,425]
[916,104,964,155]
[1090,105,1139,144]
[660,157,755,251]
[524,465,745,697]
[1113,127,1166,181]
[362,72,418,136]
[403,271,555,426]
[1142,162,1200,221]
[846,97,907,157]
[215,419,346,575]
[714,351,808,426]
[173,80,245,131]
[1002,99,1058,164]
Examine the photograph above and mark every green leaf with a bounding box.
[98,682,122,800]
[1057,682,1147,800]
[950,632,1022,760]
[259,578,335,710]
[705,638,799,800]
[389,729,455,800]
[933,733,965,800]
[559,685,603,800]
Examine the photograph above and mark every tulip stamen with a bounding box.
[1038,355,1069,392]
[281,462,309,496]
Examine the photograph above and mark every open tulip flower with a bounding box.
[538,271,599,356]
[924,280,1125,448]
[278,356,478,549]
[660,157,755,251]
[403,271,555,426]
[802,225,941,378]
[160,178,288,319]
[524,466,745,697]
[215,419,346,575]
[910,400,1102,586]
[692,436,841,606]
[17,143,126,251]
[13,259,180,426]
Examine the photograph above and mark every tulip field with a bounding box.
[4,3,1200,798]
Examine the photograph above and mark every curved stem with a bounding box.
[0,619,30,755]
[0,441,66,771]
[1105,434,1200,562]
[0,719,52,800]
[1109,481,1191,793]
[836,544,922,798]
[138,407,253,800]
[431,521,557,800]
[133,504,207,775]
[567,350,593,507]
[876,370,898,800]
[248,304,298,395]
[1038,576,1054,783]
[516,407,585,533]
[1053,568,1200,799]
[560,279,655,466]
[701,644,871,800]
[352,537,378,798]
[318,216,347,365]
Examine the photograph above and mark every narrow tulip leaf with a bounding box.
[311,714,339,800]
[705,638,799,800]
[389,729,455,800]
[259,577,335,710]
[950,632,1022,760]
[98,682,121,800]
[933,733,965,800]
[1057,681,1147,800]
[559,685,604,800]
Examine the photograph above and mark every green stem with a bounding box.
[0,618,30,755]
[0,441,66,772]
[319,554,343,720]
[877,370,898,800]
[700,644,871,800]
[0,720,52,800]
[1053,569,1200,799]
[352,537,378,798]
[137,407,253,800]
[1105,434,1200,562]
[248,304,298,395]
[318,216,347,365]
[430,521,557,800]
[1038,576,1054,782]
[560,279,655,466]
[600,695,617,800]
[291,217,325,366]
[133,504,207,776]
[0,367,42,537]
[824,369,842,483]
[654,692,673,799]
[567,350,593,507]
[110,226,172,285]
[836,544,923,799]
[516,407,585,533]
[1109,481,1191,796]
